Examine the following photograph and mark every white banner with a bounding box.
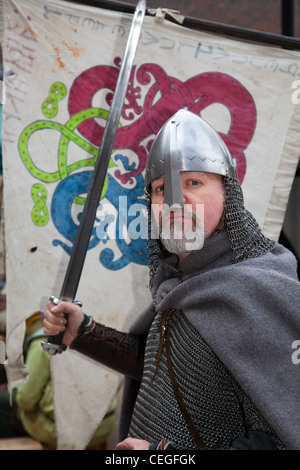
[1,0,300,449]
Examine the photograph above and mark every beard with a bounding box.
[154,204,205,255]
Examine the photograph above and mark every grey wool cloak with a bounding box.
[120,230,300,450]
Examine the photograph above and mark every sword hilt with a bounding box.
[41,295,82,356]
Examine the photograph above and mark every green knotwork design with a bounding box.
[18,81,118,226]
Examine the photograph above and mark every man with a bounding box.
[43,109,300,450]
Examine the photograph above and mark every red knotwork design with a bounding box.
[68,59,257,184]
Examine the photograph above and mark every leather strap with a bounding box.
[164,309,207,450]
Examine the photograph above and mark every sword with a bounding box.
[42,0,146,355]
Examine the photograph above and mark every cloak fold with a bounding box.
[124,231,300,449]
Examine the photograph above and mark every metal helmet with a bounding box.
[145,109,237,206]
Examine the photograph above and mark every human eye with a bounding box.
[187,179,201,186]
[156,184,164,192]
[151,180,164,194]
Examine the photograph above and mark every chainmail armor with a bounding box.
[223,176,275,264]
[129,309,283,449]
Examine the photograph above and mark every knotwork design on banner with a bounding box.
[18,57,256,270]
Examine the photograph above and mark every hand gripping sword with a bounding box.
[42,0,146,355]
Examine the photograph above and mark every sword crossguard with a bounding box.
[49,295,82,308]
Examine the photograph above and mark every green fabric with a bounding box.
[16,336,117,449]
[16,337,56,448]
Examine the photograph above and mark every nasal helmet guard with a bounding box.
[145,109,237,206]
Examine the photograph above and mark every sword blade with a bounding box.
[42,0,146,355]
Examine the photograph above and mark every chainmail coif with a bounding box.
[223,175,275,263]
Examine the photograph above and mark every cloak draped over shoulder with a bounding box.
[121,231,300,450]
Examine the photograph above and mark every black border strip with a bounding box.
[65,0,300,50]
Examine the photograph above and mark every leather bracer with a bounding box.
[70,322,146,381]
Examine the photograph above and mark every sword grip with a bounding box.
[41,296,82,356]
